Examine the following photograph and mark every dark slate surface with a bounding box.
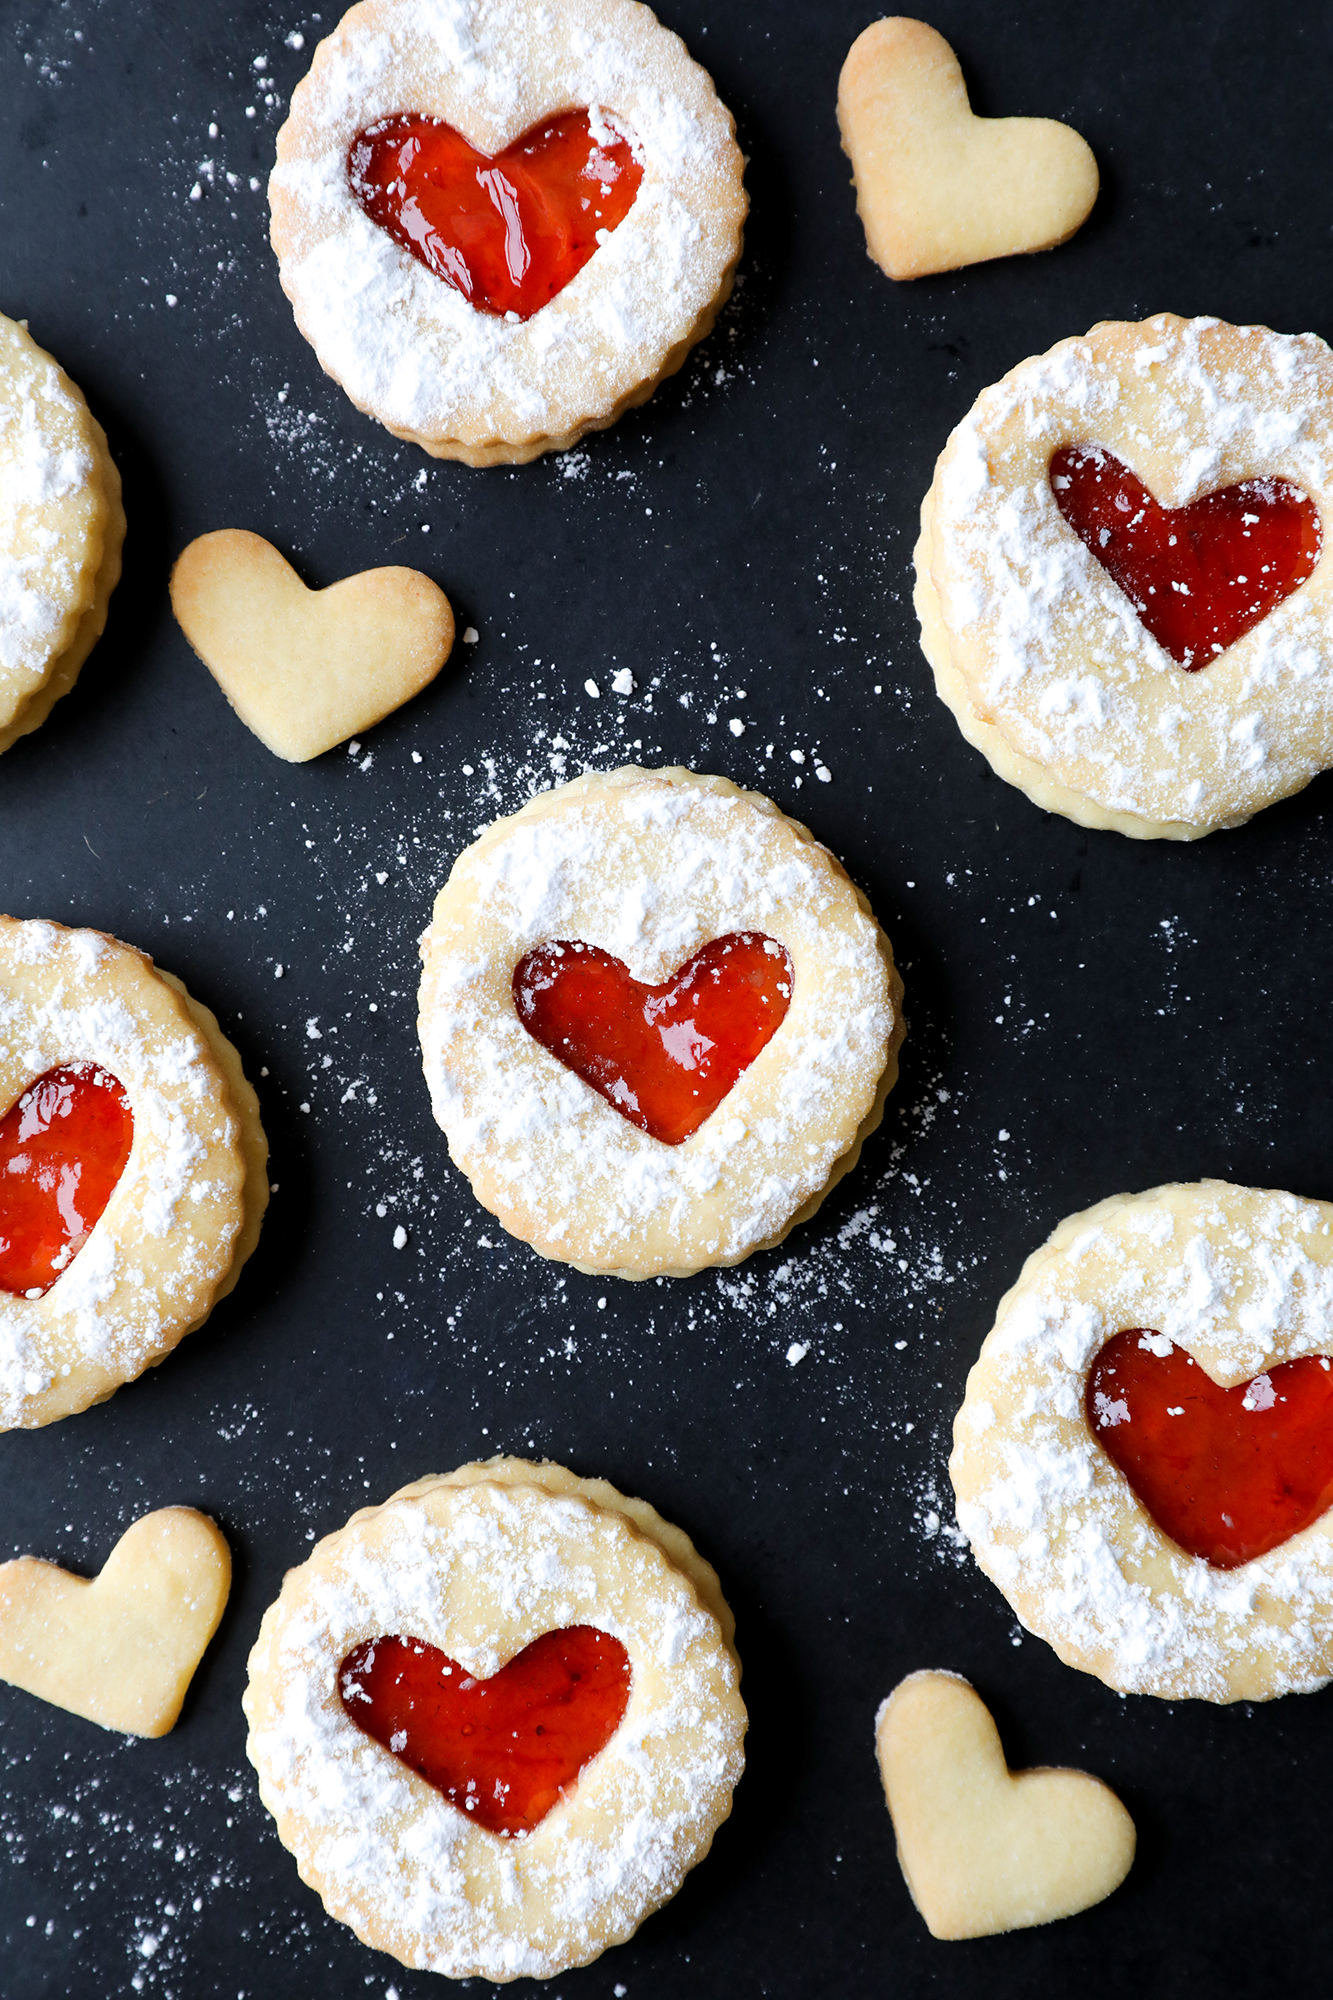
[2,1,1332,1994]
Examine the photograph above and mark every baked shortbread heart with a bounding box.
[837,18,1098,280]
[269,0,747,465]
[170,529,454,761]
[0,1508,231,1737]
[0,916,268,1428]
[0,312,125,753]
[916,315,1333,837]
[417,766,904,1279]
[951,1182,1333,1702]
[875,1671,1135,1939]
[243,1457,746,1981]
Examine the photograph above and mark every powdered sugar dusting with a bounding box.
[927,315,1333,831]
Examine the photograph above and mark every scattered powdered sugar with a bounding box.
[929,315,1333,829]
[951,1182,1333,1700]
[244,1477,744,1980]
[269,0,745,444]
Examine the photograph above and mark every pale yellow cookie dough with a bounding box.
[951,1181,1333,1702]
[876,1670,1135,1939]
[0,917,269,1428]
[243,1460,747,1982]
[170,529,454,760]
[0,313,124,753]
[917,315,1333,837]
[0,1508,231,1737]
[270,0,748,465]
[838,19,1097,281]
[417,766,905,1279]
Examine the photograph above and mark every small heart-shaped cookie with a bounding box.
[875,1671,1134,1939]
[171,530,454,761]
[0,1508,231,1737]
[838,19,1098,280]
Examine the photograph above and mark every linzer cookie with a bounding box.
[915,314,1333,838]
[417,766,904,1279]
[243,1457,746,1981]
[0,313,124,753]
[0,918,268,1428]
[269,0,747,465]
[950,1181,1333,1702]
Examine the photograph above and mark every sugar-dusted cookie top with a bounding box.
[269,0,747,463]
[417,766,904,1278]
[0,312,124,753]
[0,917,268,1427]
[916,315,1333,837]
[243,1461,746,1980]
[951,1181,1333,1701]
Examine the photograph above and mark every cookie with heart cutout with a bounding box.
[915,314,1333,839]
[0,1508,231,1737]
[875,1670,1135,1938]
[269,0,747,465]
[242,1456,746,1982]
[0,917,269,1429]
[0,312,125,755]
[416,766,904,1279]
[950,1181,1333,1702]
[837,18,1098,281]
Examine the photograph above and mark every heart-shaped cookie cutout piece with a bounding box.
[0,1509,231,1737]
[876,1671,1135,1939]
[1087,1329,1333,1568]
[170,530,454,761]
[350,110,644,321]
[838,18,1098,280]
[340,1626,632,1836]
[512,932,793,1145]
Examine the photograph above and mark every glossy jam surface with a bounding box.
[339,1626,631,1837]
[1049,445,1321,668]
[348,110,643,320]
[0,1065,134,1298]
[513,932,793,1146]
[1086,1328,1333,1568]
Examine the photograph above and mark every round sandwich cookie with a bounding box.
[0,917,268,1428]
[951,1180,1333,1702]
[243,1456,746,1981]
[270,0,747,464]
[916,314,1333,838]
[417,765,904,1279]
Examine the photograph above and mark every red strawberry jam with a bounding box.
[1086,1328,1333,1568]
[339,1626,631,1836]
[1049,445,1320,667]
[512,931,793,1146]
[348,109,643,320]
[0,1064,134,1297]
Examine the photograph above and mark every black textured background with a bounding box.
[3,2,1333,1995]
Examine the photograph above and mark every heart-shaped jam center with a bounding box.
[513,932,793,1146]
[1049,445,1321,668]
[348,110,643,320]
[0,1064,134,1298]
[1086,1328,1333,1568]
[339,1626,631,1836]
